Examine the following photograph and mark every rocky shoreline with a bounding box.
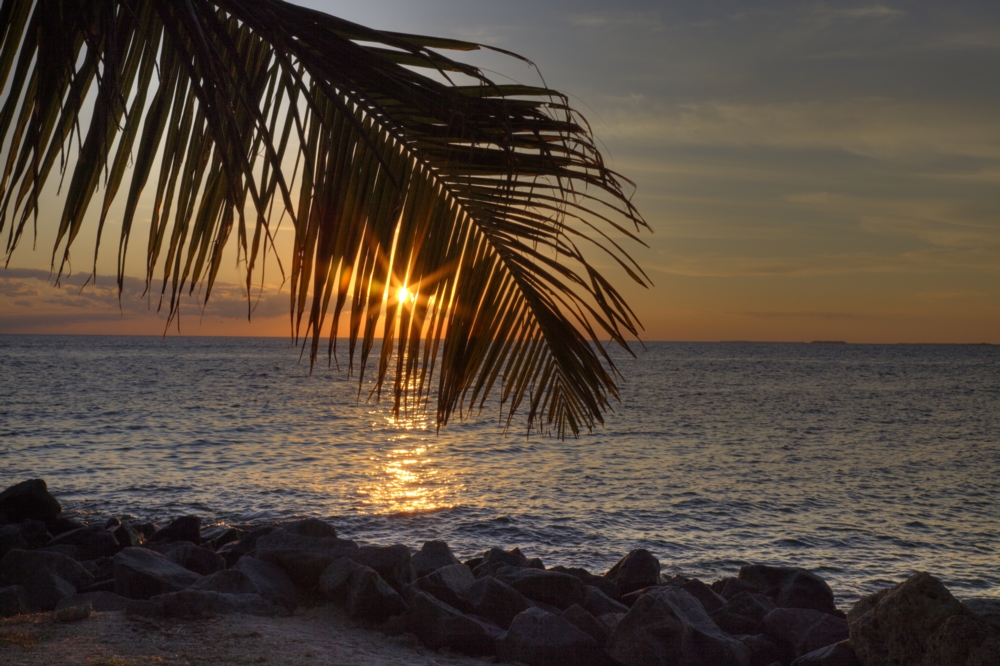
[2,479,998,666]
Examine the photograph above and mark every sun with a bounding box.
[396,286,412,303]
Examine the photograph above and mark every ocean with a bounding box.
[1,334,997,606]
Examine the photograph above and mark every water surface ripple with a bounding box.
[2,335,997,606]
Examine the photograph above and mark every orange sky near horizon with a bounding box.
[1,1,998,344]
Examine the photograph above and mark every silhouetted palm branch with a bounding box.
[0,0,649,436]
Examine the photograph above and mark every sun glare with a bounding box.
[396,286,411,303]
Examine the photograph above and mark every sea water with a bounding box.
[1,334,997,605]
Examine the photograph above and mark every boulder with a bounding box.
[207,527,245,550]
[0,479,61,523]
[404,591,504,656]
[791,640,861,666]
[409,563,475,611]
[1,548,94,589]
[714,577,764,600]
[498,607,603,666]
[473,546,529,577]
[349,544,414,593]
[412,540,462,578]
[53,601,92,623]
[148,516,202,544]
[712,592,779,635]
[739,565,837,616]
[962,598,1000,630]
[37,544,81,560]
[847,572,967,666]
[319,558,407,623]
[17,519,52,549]
[112,547,202,600]
[465,574,531,629]
[47,517,85,537]
[190,569,260,595]
[495,566,587,610]
[47,526,120,559]
[133,522,160,539]
[1,585,29,617]
[584,584,629,617]
[112,522,143,549]
[563,603,611,645]
[551,565,622,600]
[621,586,660,607]
[282,518,337,539]
[158,542,226,576]
[763,607,849,658]
[217,526,275,567]
[254,529,358,590]
[130,590,282,618]
[605,549,661,595]
[737,633,792,666]
[55,591,129,613]
[233,556,299,610]
[921,613,1000,666]
[81,557,115,584]
[0,524,27,558]
[667,576,727,614]
[606,586,751,666]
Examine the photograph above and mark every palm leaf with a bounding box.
[0,0,650,437]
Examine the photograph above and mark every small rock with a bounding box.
[0,585,29,617]
[0,479,62,523]
[408,563,474,611]
[465,574,531,629]
[604,549,661,595]
[234,556,299,610]
[790,640,861,666]
[113,547,202,600]
[606,586,751,666]
[494,566,587,610]
[190,569,260,595]
[55,591,129,612]
[53,601,92,622]
[563,603,611,645]
[404,591,504,656]
[763,607,849,658]
[498,607,603,666]
[282,518,337,539]
[583,584,629,617]
[847,572,967,666]
[254,529,358,590]
[148,516,202,544]
[411,540,461,578]
[739,565,838,615]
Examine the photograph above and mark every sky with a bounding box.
[2,0,998,342]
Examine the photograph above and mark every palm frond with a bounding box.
[0,0,650,437]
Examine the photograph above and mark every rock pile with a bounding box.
[2,478,998,665]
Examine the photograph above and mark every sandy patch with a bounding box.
[0,607,496,666]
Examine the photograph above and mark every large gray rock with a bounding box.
[404,591,504,657]
[551,565,622,601]
[349,544,414,593]
[0,479,61,523]
[234,556,299,610]
[319,557,407,623]
[667,576,728,614]
[217,526,275,567]
[563,603,611,645]
[113,547,202,600]
[1,548,94,589]
[55,591,129,613]
[712,591,779,635]
[412,540,461,578]
[605,549,661,595]
[47,526,120,559]
[584,584,629,617]
[148,516,201,544]
[190,569,260,595]
[606,586,751,666]
[158,541,226,576]
[495,566,587,610]
[739,565,838,616]
[465,574,531,629]
[737,633,792,666]
[962,598,1000,630]
[497,607,603,666]
[18,519,53,549]
[847,572,967,666]
[763,607,849,658]
[254,529,358,590]
[409,563,474,611]
[130,590,282,618]
[920,613,1000,666]
[473,546,530,578]
[281,518,337,539]
[791,640,861,666]
[0,585,30,617]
